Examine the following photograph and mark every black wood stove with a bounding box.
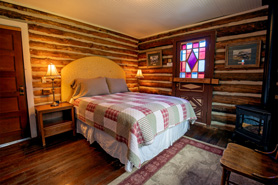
[234,105,272,151]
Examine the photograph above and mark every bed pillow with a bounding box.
[106,78,129,94]
[71,77,110,99]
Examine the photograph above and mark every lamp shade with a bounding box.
[45,63,60,78]
[135,69,144,78]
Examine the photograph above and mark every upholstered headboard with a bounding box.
[61,56,126,102]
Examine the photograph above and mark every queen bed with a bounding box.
[61,56,196,172]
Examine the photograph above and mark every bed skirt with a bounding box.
[76,119,190,172]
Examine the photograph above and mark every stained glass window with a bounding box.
[180,39,206,79]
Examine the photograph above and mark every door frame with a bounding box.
[0,18,37,138]
[172,31,216,125]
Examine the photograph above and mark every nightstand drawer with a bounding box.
[44,121,73,137]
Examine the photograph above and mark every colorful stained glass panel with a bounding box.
[198,72,204,78]
[192,72,198,78]
[187,43,192,49]
[188,51,197,70]
[180,62,185,72]
[180,50,186,61]
[186,49,191,59]
[193,48,199,59]
[186,62,191,72]
[199,51,205,59]
[193,42,199,48]
[198,60,205,72]
[179,39,206,79]
[200,40,206,47]
[192,61,198,72]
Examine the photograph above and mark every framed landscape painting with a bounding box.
[225,41,261,68]
[146,50,162,68]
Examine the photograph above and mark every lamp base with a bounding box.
[50,101,59,107]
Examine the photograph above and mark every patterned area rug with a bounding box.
[110,136,262,185]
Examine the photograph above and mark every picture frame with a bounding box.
[146,50,162,68]
[225,40,261,68]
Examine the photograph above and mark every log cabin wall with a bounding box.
[138,7,268,130]
[0,2,139,106]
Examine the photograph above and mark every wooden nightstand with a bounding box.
[35,102,76,146]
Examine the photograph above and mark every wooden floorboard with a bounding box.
[0,125,232,185]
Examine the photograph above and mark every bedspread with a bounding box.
[73,92,196,168]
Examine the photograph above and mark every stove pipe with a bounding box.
[261,1,278,110]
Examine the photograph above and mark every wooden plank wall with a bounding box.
[138,7,268,130]
[0,2,139,105]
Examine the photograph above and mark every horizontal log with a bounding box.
[33,88,61,96]
[30,42,137,60]
[141,76,172,81]
[139,87,172,96]
[30,49,88,60]
[142,68,172,74]
[216,36,266,49]
[29,39,137,56]
[212,95,261,105]
[126,79,137,84]
[214,63,264,71]
[129,87,138,92]
[138,58,171,67]
[0,2,138,42]
[216,20,267,37]
[32,81,61,88]
[121,66,138,71]
[214,73,263,81]
[112,60,138,67]
[212,104,236,114]
[139,8,268,43]
[139,81,172,88]
[28,24,137,51]
[31,57,72,66]
[211,113,236,125]
[213,84,262,94]
[127,84,138,88]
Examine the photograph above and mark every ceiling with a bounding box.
[6,0,262,39]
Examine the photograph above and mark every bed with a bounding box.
[61,56,196,172]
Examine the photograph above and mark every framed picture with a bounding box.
[146,50,162,68]
[225,40,261,68]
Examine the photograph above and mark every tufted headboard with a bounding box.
[61,56,126,102]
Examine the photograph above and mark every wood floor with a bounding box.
[0,124,232,185]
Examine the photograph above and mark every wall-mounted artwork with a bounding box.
[225,41,261,68]
[146,50,162,68]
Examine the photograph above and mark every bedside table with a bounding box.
[35,102,76,146]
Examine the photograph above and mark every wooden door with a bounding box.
[0,27,29,144]
[173,31,216,125]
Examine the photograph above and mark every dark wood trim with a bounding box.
[173,78,219,85]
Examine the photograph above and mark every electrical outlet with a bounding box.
[41,77,46,83]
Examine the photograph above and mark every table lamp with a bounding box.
[45,63,60,107]
[135,69,144,91]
